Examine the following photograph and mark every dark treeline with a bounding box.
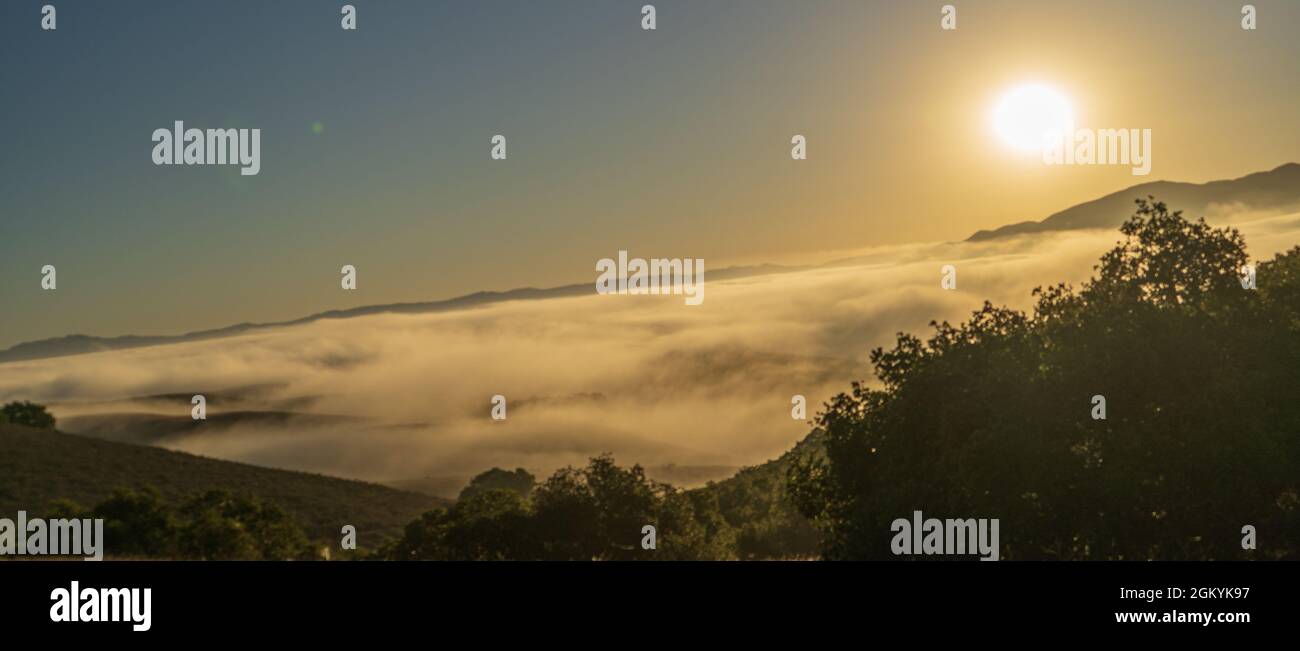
[379,451,819,560]
[789,199,1300,560]
[0,401,56,429]
[51,487,318,560]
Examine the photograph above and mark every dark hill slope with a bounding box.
[0,423,446,545]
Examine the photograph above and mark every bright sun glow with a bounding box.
[992,84,1074,153]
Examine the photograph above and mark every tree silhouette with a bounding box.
[92,487,177,557]
[385,454,724,560]
[1,401,56,429]
[176,490,315,560]
[459,467,536,501]
[45,486,316,560]
[789,199,1300,560]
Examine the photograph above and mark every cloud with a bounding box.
[4,214,1297,487]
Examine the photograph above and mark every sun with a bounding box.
[991,84,1074,154]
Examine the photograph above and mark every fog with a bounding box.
[3,212,1296,490]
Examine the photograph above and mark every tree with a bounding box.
[383,488,536,561]
[459,467,536,501]
[92,487,178,558]
[531,454,659,560]
[694,439,824,559]
[1,401,56,429]
[387,454,732,560]
[176,490,315,560]
[789,199,1300,560]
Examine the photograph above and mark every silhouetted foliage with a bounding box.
[1,401,56,429]
[384,454,727,560]
[789,199,1300,560]
[385,489,536,560]
[459,467,536,501]
[93,487,177,557]
[531,455,659,559]
[53,486,317,560]
[176,490,316,560]
[694,434,823,559]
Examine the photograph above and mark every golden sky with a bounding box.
[2,0,1298,346]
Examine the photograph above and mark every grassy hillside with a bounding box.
[0,423,446,546]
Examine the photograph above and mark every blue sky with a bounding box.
[3,0,1298,347]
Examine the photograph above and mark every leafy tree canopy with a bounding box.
[1,401,56,429]
[789,199,1300,560]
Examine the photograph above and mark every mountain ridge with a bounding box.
[0,263,802,365]
[966,162,1300,242]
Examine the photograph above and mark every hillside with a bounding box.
[0,423,446,546]
[686,429,825,558]
[966,162,1300,241]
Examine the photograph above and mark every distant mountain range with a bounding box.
[4,163,1298,364]
[0,264,801,364]
[966,162,1300,241]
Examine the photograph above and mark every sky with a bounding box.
[3,0,1300,349]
